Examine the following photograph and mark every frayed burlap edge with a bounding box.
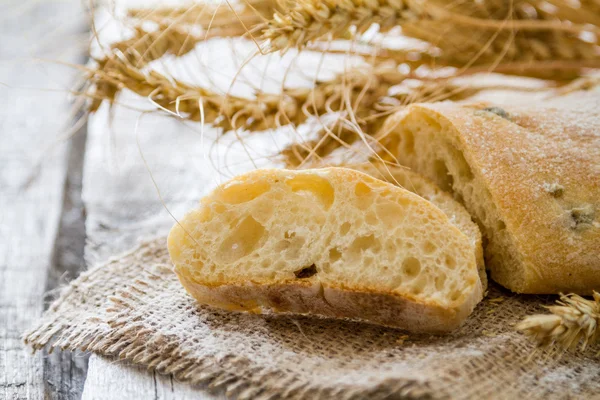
[103,266,440,400]
[23,238,437,400]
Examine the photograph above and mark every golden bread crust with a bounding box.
[177,272,480,333]
[380,89,600,293]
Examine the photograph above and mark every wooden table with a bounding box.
[1,2,222,398]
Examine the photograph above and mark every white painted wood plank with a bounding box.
[80,3,224,397]
[82,357,156,400]
[81,3,281,397]
[82,356,216,400]
[80,94,229,398]
[0,1,86,398]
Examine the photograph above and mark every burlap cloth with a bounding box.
[24,238,600,399]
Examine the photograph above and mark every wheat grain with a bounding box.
[261,0,599,52]
[127,0,277,26]
[88,54,405,132]
[401,18,599,79]
[516,292,600,351]
[261,0,425,53]
[89,52,485,166]
[101,0,600,83]
[104,1,276,68]
[110,25,201,67]
[86,0,600,165]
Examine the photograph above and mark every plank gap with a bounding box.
[43,126,90,400]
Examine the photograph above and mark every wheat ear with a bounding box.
[107,1,277,68]
[516,292,600,351]
[88,53,407,131]
[261,0,424,53]
[127,0,277,26]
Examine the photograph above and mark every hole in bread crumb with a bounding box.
[284,231,296,239]
[450,290,462,301]
[453,149,474,181]
[217,216,265,264]
[274,240,289,252]
[216,180,271,204]
[402,257,421,278]
[329,247,342,263]
[354,181,374,210]
[286,174,335,210]
[355,181,372,196]
[351,234,377,252]
[496,220,506,230]
[294,264,317,279]
[433,160,454,192]
[365,211,378,225]
[423,241,436,254]
[422,114,442,131]
[377,201,404,224]
[435,274,447,291]
[340,222,352,235]
[445,255,457,270]
[410,275,427,295]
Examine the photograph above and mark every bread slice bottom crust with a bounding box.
[178,272,479,333]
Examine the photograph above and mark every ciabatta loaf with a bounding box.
[168,168,483,332]
[378,88,600,294]
[349,163,486,289]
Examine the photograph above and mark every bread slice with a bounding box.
[377,88,600,294]
[348,162,486,289]
[168,168,483,332]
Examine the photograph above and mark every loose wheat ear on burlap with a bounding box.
[23,238,600,399]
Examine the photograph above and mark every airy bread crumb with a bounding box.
[168,168,483,332]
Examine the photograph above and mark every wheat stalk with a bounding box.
[282,79,482,166]
[89,49,488,165]
[110,25,201,67]
[261,0,425,53]
[261,0,599,52]
[85,0,600,163]
[516,291,600,351]
[89,56,289,130]
[127,0,277,26]
[259,0,599,80]
[104,1,277,68]
[103,0,600,83]
[88,53,406,131]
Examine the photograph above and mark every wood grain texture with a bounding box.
[42,125,89,400]
[82,356,215,400]
[0,1,86,398]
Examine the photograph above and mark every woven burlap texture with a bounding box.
[24,238,600,400]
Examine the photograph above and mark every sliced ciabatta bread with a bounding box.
[168,168,483,332]
[377,88,600,294]
[348,162,486,289]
